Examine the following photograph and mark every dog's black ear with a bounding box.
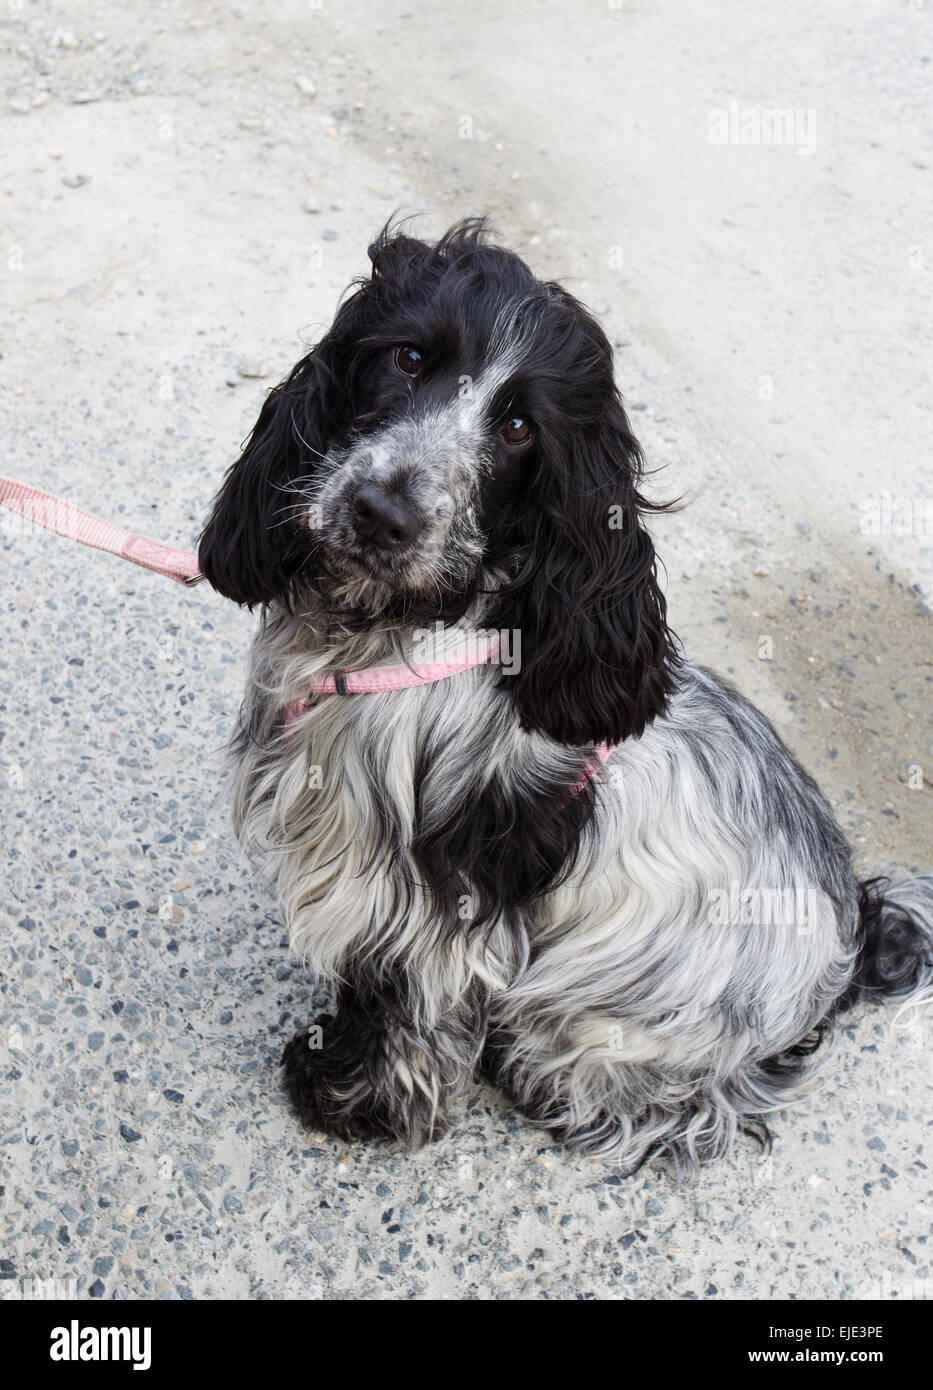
[201,227,422,607]
[491,398,678,747]
[198,355,320,607]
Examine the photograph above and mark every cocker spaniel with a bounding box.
[198,220,933,1172]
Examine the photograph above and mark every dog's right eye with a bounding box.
[395,345,424,376]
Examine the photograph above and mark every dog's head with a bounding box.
[199,219,678,743]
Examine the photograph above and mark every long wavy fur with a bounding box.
[199,220,933,1170]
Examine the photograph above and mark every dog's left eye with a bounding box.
[395,345,424,376]
[500,416,533,447]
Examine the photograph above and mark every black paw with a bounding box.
[281,1025,450,1148]
[280,1027,407,1144]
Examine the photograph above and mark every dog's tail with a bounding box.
[850,873,933,1003]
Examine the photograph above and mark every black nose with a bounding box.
[352,483,424,550]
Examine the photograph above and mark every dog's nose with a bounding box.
[352,483,424,550]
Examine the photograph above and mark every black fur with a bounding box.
[411,727,602,934]
[848,876,933,1002]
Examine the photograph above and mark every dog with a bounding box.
[199,219,933,1172]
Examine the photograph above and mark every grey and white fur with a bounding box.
[198,220,933,1173]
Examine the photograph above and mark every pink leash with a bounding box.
[0,472,613,794]
[0,473,202,585]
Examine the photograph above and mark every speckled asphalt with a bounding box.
[1,1,931,1300]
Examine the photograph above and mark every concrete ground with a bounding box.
[0,0,931,1300]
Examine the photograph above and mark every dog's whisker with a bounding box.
[290,410,327,460]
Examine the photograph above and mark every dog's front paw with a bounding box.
[281,1025,445,1147]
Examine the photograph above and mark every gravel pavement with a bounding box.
[1,1,931,1300]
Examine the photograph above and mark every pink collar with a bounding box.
[284,633,501,723]
[569,741,615,797]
